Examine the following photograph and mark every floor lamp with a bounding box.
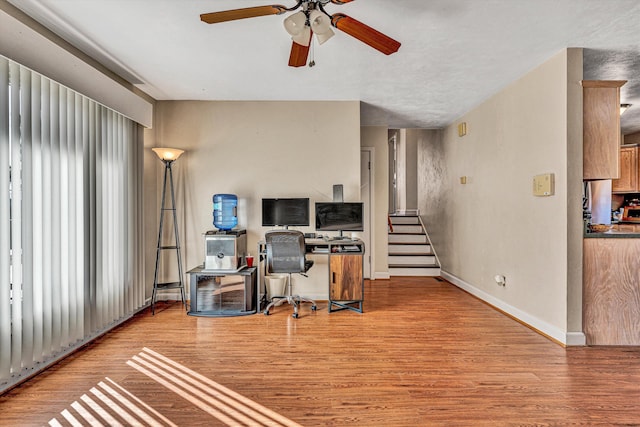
[151,147,187,315]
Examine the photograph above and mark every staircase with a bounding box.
[388,213,441,276]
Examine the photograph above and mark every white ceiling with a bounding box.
[7,0,640,132]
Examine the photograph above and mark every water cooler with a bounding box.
[203,194,247,271]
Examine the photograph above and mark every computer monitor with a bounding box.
[315,202,364,235]
[261,198,310,228]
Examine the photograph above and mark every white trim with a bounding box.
[388,267,441,276]
[361,147,375,280]
[415,215,441,268]
[441,270,585,346]
[565,332,587,346]
[375,272,391,280]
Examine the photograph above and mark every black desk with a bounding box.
[187,265,256,317]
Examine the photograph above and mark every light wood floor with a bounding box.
[1,277,640,426]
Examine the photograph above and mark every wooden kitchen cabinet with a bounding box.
[582,80,626,180]
[583,238,640,345]
[612,145,638,193]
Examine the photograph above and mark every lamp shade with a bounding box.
[309,10,334,45]
[284,11,307,36]
[292,26,312,46]
[152,148,184,162]
[315,27,335,45]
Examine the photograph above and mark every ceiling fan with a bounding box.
[200,0,401,67]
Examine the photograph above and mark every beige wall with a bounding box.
[146,101,361,301]
[404,131,419,210]
[434,49,583,344]
[361,126,390,279]
[415,129,445,247]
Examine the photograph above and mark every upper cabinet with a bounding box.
[612,144,638,193]
[613,132,640,193]
[582,80,626,180]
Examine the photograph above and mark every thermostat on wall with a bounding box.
[533,173,555,196]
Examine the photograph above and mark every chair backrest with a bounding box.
[265,230,306,274]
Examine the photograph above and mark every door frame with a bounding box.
[361,147,375,280]
[388,132,398,214]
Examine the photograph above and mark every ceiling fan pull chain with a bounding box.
[309,36,316,67]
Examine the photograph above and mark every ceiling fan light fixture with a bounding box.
[309,9,334,44]
[309,9,330,32]
[200,2,402,68]
[315,28,335,45]
[284,11,307,36]
[292,26,312,46]
[621,103,632,114]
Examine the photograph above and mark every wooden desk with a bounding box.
[256,238,364,314]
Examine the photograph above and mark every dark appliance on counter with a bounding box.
[622,206,640,223]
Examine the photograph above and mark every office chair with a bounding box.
[263,230,317,318]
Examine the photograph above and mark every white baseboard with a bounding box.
[565,332,587,346]
[375,272,391,280]
[441,270,586,347]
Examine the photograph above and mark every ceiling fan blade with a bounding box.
[288,41,311,67]
[331,13,401,55]
[200,5,287,24]
[330,0,355,4]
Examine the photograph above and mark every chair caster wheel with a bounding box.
[311,305,317,311]
[264,310,270,316]
[292,313,299,319]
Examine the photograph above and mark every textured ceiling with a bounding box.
[7,0,640,133]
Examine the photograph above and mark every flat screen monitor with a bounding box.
[261,198,310,227]
[315,202,364,232]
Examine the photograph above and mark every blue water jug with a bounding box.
[213,194,238,231]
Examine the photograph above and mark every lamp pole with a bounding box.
[151,148,186,315]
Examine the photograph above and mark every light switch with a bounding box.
[533,173,554,196]
[458,122,467,137]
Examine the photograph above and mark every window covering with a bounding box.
[0,55,144,392]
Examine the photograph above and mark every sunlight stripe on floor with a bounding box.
[60,409,83,427]
[103,377,178,427]
[127,347,302,427]
[99,379,172,427]
[87,388,136,426]
[127,358,242,425]
[79,393,124,426]
[140,347,302,427]
[135,353,276,425]
[48,378,175,426]
[71,399,106,427]
[48,418,64,427]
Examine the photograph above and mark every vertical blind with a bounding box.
[0,56,144,392]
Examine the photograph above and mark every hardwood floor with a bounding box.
[1,277,640,426]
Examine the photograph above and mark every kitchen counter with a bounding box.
[584,230,640,238]
[584,222,640,237]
